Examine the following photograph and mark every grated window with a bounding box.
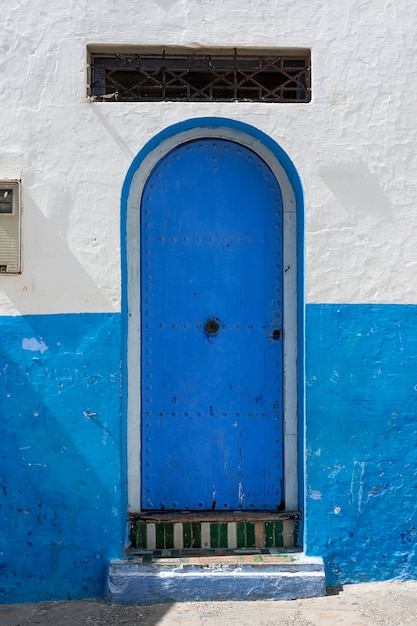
[88,48,311,103]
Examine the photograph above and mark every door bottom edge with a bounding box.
[129,510,301,522]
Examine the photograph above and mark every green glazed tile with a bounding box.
[155,524,165,549]
[192,522,202,548]
[129,524,137,548]
[165,523,174,549]
[246,522,255,547]
[210,523,228,548]
[155,523,174,549]
[183,523,192,548]
[237,522,245,547]
[293,520,300,546]
[129,522,147,549]
[265,521,284,548]
[136,522,147,549]
[183,522,202,548]
[237,522,255,548]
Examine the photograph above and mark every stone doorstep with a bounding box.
[125,548,306,567]
[108,553,326,605]
[123,550,323,570]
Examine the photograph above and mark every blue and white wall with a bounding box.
[1,0,417,603]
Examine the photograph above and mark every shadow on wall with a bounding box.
[0,312,123,602]
[89,106,135,161]
[318,161,393,221]
[0,186,116,314]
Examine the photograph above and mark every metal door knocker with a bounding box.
[205,319,220,334]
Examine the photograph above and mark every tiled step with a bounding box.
[128,512,301,551]
[108,550,326,605]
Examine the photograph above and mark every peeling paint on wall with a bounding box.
[306,304,417,585]
[0,314,123,602]
[22,338,49,354]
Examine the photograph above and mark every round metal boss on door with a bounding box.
[205,319,220,334]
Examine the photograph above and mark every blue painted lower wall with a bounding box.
[0,313,123,603]
[305,304,417,584]
[1,305,416,602]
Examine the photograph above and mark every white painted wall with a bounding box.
[1,0,416,313]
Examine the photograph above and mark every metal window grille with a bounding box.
[88,49,311,103]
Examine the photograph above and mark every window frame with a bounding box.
[87,46,311,104]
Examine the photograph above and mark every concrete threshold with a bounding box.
[108,551,326,605]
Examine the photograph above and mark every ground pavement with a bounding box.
[1,581,417,625]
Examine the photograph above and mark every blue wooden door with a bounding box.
[141,138,283,510]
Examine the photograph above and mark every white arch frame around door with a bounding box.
[124,120,300,514]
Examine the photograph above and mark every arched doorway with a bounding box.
[122,118,303,515]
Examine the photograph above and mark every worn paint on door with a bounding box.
[141,138,283,510]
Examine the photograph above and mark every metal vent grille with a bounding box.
[89,49,311,103]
